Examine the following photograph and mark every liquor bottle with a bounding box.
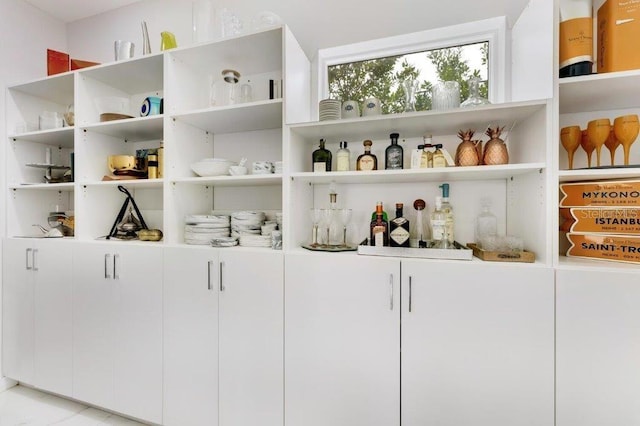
[430,196,446,245]
[421,134,433,168]
[385,132,403,169]
[411,199,429,248]
[312,138,332,172]
[439,183,454,244]
[336,141,351,171]
[356,140,378,171]
[389,203,410,247]
[410,144,424,169]
[370,202,389,247]
[559,0,593,78]
[370,201,388,222]
[432,144,447,168]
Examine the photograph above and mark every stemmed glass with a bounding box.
[613,114,639,166]
[560,125,581,170]
[339,209,353,247]
[309,208,323,247]
[604,126,620,166]
[580,129,595,168]
[402,78,418,112]
[587,118,612,167]
[320,208,332,247]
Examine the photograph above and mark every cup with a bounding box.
[252,161,273,174]
[432,81,461,110]
[341,100,360,119]
[140,96,162,116]
[115,40,135,61]
[362,97,381,116]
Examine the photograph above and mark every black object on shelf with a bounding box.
[107,185,149,240]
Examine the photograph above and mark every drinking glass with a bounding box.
[319,208,332,247]
[309,208,322,247]
[587,118,611,167]
[613,114,639,166]
[560,125,581,170]
[339,209,353,247]
[580,129,595,168]
[431,81,460,110]
[604,126,620,166]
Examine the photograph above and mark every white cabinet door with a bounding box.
[2,238,35,384]
[557,268,640,426]
[401,261,554,426]
[163,247,219,426]
[219,250,284,426]
[73,242,162,424]
[33,238,73,396]
[285,253,400,426]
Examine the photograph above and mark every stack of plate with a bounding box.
[231,211,265,239]
[211,236,238,247]
[319,99,341,121]
[239,234,272,248]
[184,214,230,245]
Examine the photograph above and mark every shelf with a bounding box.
[8,182,75,191]
[79,179,164,190]
[557,255,640,272]
[558,167,640,183]
[172,174,282,187]
[9,127,74,148]
[559,69,640,114]
[172,99,283,134]
[289,99,548,141]
[81,115,163,141]
[290,163,545,184]
[8,73,74,105]
[78,53,164,94]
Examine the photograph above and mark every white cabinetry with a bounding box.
[401,260,554,426]
[164,247,284,426]
[556,267,640,425]
[2,238,73,396]
[285,253,400,426]
[72,242,162,424]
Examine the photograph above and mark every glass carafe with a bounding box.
[461,76,490,108]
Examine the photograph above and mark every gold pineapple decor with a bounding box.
[482,125,509,165]
[455,129,480,166]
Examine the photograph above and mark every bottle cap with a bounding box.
[343,141,348,148]
[439,183,450,198]
[413,199,426,211]
[396,203,403,209]
[363,140,372,147]
[390,132,400,139]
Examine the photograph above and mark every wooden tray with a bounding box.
[467,243,535,263]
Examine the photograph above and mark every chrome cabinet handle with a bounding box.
[32,249,38,271]
[113,254,120,280]
[219,261,225,292]
[409,276,413,313]
[105,254,112,279]
[207,261,213,290]
[26,248,33,270]
[389,274,394,310]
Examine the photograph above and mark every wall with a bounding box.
[0,0,68,389]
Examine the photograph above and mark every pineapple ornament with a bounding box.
[455,129,480,166]
[483,125,509,165]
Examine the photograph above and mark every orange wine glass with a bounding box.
[613,114,639,166]
[604,126,620,166]
[560,126,581,170]
[580,129,595,168]
[587,118,611,167]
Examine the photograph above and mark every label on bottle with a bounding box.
[359,156,375,171]
[433,153,446,168]
[411,149,422,169]
[559,17,593,68]
[390,226,410,245]
[313,162,326,172]
[337,154,349,171]
[373,225,385,246]
[386,150,402,169]
[431,219,445,240]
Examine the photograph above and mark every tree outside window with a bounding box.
[328,42,489,114]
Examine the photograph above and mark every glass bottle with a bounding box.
[385,132,403,169]
[389,203,410,247]
[475,198,498,247]
[312,138,332,172]
[336,141,351,171]
[356,140,377,171]
[370,202,389,247]
[439,183,454,244]
[411,199,429,248]
[411,144,424,169]
[461,76,490,108]
[370,201,388,222]
[430,196,446,245]
[432,144,447,168]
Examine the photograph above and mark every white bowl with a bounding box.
[191,159,235,176]
[229,165,248,176]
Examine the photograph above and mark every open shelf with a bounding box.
[78,179,164,190]
[8,72,74,105]
[8,182,75,191]
[77,53,164,94]
[8,127,74,148]
[81,115,163,141]
[559,69,640,114]
[172,174,282,187]
[558,167,640,183]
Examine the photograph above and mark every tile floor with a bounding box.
[0,385,147,425]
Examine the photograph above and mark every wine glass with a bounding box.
[309,208,322,247]
[613,114,640,166]
[560,125,581,170]
[587,118,611,167]
[580,129,595,168]
[319,208,332,247]
[604,126,620,166]
[339,208,353,247]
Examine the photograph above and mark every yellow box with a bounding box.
[560,207,640,234]
[559,179,640,207]
[566,233,640,264]
[597,0,640,73]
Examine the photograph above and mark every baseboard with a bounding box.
[0,377,18,392]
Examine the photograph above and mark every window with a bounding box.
[316,17,507,113]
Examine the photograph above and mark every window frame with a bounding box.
[314,16,508,114]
